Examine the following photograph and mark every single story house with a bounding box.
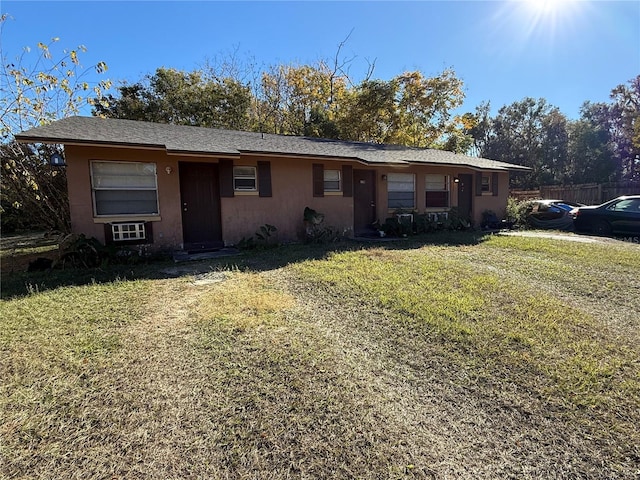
[16,116,528,251]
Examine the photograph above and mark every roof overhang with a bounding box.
[15,116,532,172]
[15,135,243,158]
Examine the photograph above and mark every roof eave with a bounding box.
[165,148,240,157]
[236,149,409,165]
[15,135,167,151]
[15,136,240,157]
[15,128,532,172]
[400,160,531,171]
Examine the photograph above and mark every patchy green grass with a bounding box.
[293,243,640,409]
[0,280,152,477]
[1,233,639,478]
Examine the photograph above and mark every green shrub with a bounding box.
[506,197,533,228]
[443,207,471,230]
[381,207,472,238]
[56,234,152,268]
[303,207,345,244]
[236,224,278,250]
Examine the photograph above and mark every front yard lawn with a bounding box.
[1,233,638,478]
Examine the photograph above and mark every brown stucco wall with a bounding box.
[64,146,356,248]
[378,165,463,216]
[65,145,183,249]
[221,155,354,245]
[472,171,511,224]
[373,166,510,226]
[63,144,510,249]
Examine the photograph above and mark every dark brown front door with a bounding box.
[353,169,377,234]
[457,173,473,220]
[179,162,223,251]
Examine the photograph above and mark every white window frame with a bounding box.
[481,174,492,193]
[425,174,450,208]
[323,169,341,192]
[112,222,146,241]
[387,173,415,210]
[233,166,257,192]
[91,161,159,217]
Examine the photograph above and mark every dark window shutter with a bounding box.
[342,165,353,197]
[313,163,324,197]
[219,159,234,197]
[104,223,114,244]
[258,161,272,197]
[475,172,483,196]
[492,172,499,196]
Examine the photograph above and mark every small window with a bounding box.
[425,174,449,208]
[481,175,491,193]
[91,161,158,216]
[324,169,341,192]
[112,222,145,241]
[387,173,415,209]
[233,166,257,191]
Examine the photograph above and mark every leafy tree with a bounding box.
[566,105,615,184]
[337,78,398,143]
[395,69,465,147]
[336,69,466,147]
[607,75,640,181]
[303,107,341,139]
[482,97,567,188]
[94,67,252,130]
[464,102,493,157]
[560,77,638,185]
[436,125,475,154]
[256,62,346,136]
[0,15,111,232]
[98,57,467,149]
[1,143,70,232]
[465,92,633,187]
[539,109,568,184]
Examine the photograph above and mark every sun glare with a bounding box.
[485,0,591,63]
[524,0,569,16]
[499,0,586,44]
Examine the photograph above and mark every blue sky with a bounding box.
[2,0,639,120]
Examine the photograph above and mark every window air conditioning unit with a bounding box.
[428,212,449,222]
[396,213,414,223]
[111,222,146,241]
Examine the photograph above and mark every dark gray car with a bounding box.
[570,195,640,236]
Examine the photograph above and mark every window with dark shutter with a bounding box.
[233,166,257,191]
[323,169,341,192]
[475,172,483,196]
[492,172,499,196]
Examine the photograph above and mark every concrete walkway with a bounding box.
[499,230,610,244]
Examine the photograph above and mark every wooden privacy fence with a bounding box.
[508,190,540,201]
[511,182,640,205]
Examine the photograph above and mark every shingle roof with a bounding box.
[16,116,529,171]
